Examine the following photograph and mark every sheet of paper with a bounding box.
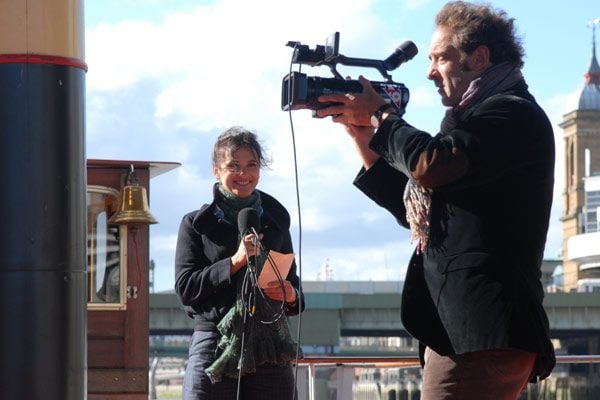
[258,250,295,288]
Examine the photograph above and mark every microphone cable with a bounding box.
[236,45,306,399]
[236,231,259,400]
[236,229,290,400]
[258,250,289,324]
[286,42,304,400]
[240,236,288,325]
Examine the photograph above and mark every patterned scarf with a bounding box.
[404,62,524,253]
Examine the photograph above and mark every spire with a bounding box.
[585,18,600,85]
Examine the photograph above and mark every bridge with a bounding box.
[149,281,600,357]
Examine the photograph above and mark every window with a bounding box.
[87,185,127,309]
[584,190,600,233]
[569,140,575,188]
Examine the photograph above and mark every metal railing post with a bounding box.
[149,357,159,400]
[336,365,354,400]
[308,364,316,400]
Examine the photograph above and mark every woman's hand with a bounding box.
[262,280,297,303]
[230,233,263,275]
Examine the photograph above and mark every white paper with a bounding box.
[258,250,295,288]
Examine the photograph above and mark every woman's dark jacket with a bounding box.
[174,187,304,332]
[354,80,556,380]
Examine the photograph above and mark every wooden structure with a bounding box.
[86,159,179,399]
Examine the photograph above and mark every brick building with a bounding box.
[559,22,600,291]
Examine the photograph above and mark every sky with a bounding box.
[84,0,599,292]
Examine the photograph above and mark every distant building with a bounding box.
[559,22,600,291]
[542,258,562,292]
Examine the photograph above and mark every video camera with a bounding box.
[281,32,418,116]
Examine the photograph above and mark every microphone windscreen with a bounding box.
[400,40,418,60]
[237,207,260,235]
[383,40,419,71]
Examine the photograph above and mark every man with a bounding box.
[317,1,555,398]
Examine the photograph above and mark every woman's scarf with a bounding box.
[403,62,524,253]
[215,183,262,225]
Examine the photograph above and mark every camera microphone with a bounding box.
[383,40,419,71]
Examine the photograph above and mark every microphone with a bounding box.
[237,208,261,314]
[237,207,260,236]
[383,40,418,71]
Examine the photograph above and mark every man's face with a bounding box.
[427,26,479,108]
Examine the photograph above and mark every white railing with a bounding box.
[296,355,600,400]
[149,354,600,400]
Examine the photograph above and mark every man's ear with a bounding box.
[471,45,491,71]
[213,165,220,181]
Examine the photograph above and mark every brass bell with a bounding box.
[108,165,158,225]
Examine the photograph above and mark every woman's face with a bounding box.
[213,146,260,198]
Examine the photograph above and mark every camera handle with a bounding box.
[326,55,394,82]
[325,40,418,82]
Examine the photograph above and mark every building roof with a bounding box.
[570,23,600,111]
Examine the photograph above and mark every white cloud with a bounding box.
[86,0,387,133]
[85,0,581,291]
[86,21,167,91]
[409,84,439,108]
[403,0,433,10]
[293,206,334,232]
[358,210,387,224]
[299,240,414,281]
[151,233,178,253]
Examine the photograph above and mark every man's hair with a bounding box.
[435,1,524,68]
[212,126,270,168]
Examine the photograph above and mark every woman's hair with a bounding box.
[212,126,270,168]
[435,1,525,68]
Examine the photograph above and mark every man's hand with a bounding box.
[316,76,388,126]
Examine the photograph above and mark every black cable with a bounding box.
[236,44,305,398]
[236,288,249,400]
[287,42,304,400]
[239,238,287,324]
[236,232,291,400]
[255,250,287,324]
[236,233,258,400]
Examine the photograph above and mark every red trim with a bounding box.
[0,54,88,72]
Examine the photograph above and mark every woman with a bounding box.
[175,126,304,399]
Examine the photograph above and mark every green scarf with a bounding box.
[205,277,301,383]
[215,183,262,225]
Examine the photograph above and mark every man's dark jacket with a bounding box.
[174,187,304,332]
[354,80,556,380]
